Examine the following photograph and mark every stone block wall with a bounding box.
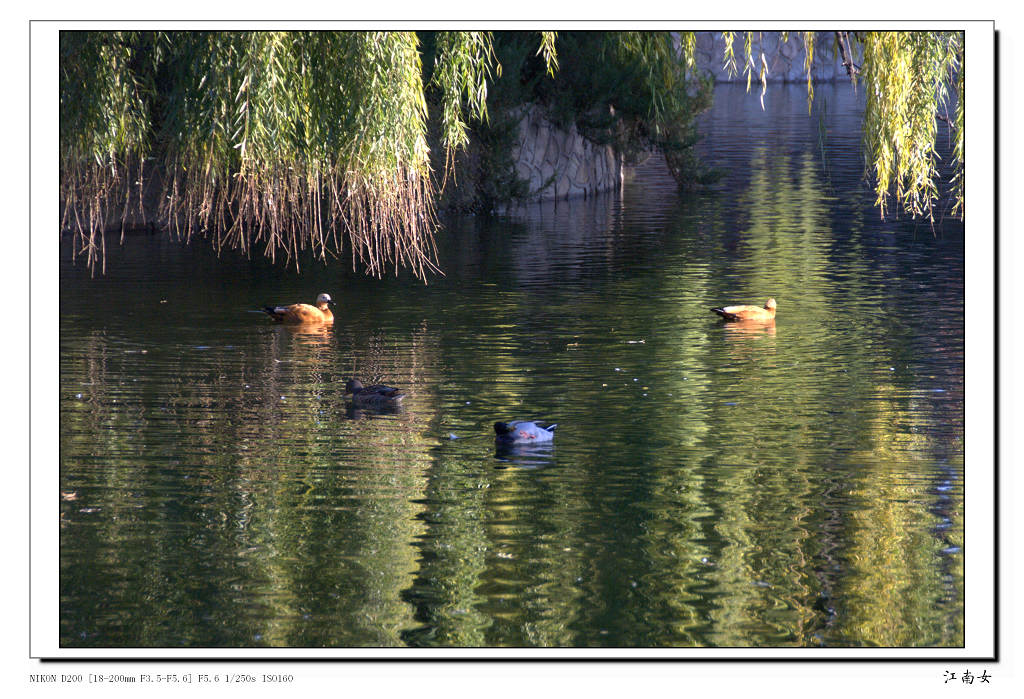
[509,105,623,203]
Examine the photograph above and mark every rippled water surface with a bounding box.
[59,84,964,648]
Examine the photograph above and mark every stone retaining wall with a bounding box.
[509,105,623,203]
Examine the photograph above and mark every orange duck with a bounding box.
[263,293,335,324]
[711,298,776,322]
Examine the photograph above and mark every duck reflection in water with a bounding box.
[277,321,334,350]
[723,318,776,337]
[494,440,555,468]
[344,402,405,420]
[722,319,777,364]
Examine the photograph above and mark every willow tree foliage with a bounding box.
[59,30,965,278]
[61,30,486,277]
[60,32,153,273]
[159,32,443,277]
[860,32,964,220]
[722,30,964,222]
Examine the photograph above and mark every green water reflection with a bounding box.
[59,84,964,648]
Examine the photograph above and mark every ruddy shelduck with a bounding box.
[263,293,335,324]
[711,298,777,322]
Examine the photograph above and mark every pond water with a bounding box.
[58,84,964,649]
